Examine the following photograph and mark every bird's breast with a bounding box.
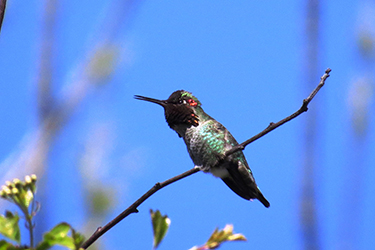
[183,120,229,171]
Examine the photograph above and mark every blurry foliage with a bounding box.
[0,175,38,248]
[350,2,375,136]
[357,31,375,58]
[87,44,120,83]
[149,210,246,250]
[87,187,115,217]
[0,175,84,250]
[0,211,20,244]
[348,77,374,136]
[189,224,246,250]
[356,2,375,59]
[36,223,84,250]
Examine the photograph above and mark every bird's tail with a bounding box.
[257,191,270,208]
[221,177,270,208]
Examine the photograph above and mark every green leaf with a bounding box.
[37,223,84,250]
[70,227,85,248]
[150,209,171,249]
[47,223,71,237]
[0,240,19,250]
[0,211,20,243]
[35,241,51,250]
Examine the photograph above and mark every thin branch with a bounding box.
[0,0,7,34]
[81,68,331,249]
[224,68,331,157]
[80,167,200,249]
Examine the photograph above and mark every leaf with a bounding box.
[0,240,19,250]
[70,227,85,248]
[37,223,84,250]
[150,209,171,249]
[0,211,20,243]
[87,45,119,82]
[88,187,115,216]
[190,224,246,250]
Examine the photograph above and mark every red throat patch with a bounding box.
[188,99,198,107]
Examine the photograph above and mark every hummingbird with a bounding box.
[134,90,270,208]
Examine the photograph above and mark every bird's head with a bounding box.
[134,90,201,129]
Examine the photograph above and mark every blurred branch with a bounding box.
[0,0,141,182]
[38,0,57,121]
[0,0,6,34]
[81,68,331,249]
[300,0,321,249]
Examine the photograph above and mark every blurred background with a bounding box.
[0,0,374,249]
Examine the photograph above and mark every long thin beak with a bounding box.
[134,95,167,107]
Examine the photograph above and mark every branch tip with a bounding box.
[225,68,330,154]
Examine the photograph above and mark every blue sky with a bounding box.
[1,1,374,250]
